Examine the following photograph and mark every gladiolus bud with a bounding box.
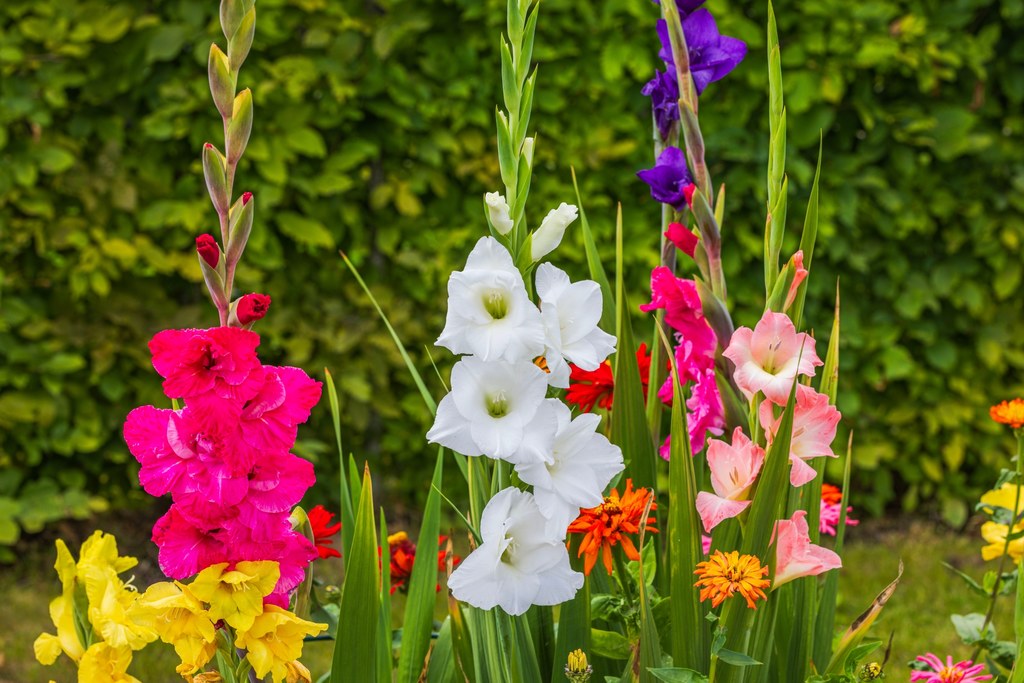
[220,0,254,41]
[665,222,698,259]
[195,234,220,268]
[202,143,230,216]
[208,44,235,120]
[226,89,253,165]
[683,183,697,209]
[226,192,254,265]
[236,293,271,325]
[530,203,578,262]
[228,6,256,71]
[484,192,514,235]
[783,250,808,311]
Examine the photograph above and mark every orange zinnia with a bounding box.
[991,399,1024,429]
[694,550,770,609]
[567,479,657,576]
[820,483,843,506]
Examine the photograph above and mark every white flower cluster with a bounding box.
[428,231,622,615]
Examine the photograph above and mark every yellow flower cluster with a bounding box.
[35,531,327,683]
[979,484,1024,561]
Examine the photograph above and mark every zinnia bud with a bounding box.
[236,293,271,325]
[530,202,578,262]
[196,234,220,268]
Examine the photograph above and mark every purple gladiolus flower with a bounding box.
[651,0,707,18]
[637,146,695,211]
[655,11,748,95]
[642,69,680,139]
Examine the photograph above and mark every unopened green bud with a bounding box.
[220,0,254,41]
[202,143,230,216]
[208,44,235,120]
[228,6,256,71]
[564,649,591,683]
[226,192,254,264]
[226,89,253,165]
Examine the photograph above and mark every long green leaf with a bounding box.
[819,284,841,404]
[570,166,614,333]
[552,539,591,681]
[324,369,356,563]
[339,251,436,415]
[638,498,663,683]
[379,510,393,683]
[427,618,457,683]
[397,450,445,683]
[333,465,380,682]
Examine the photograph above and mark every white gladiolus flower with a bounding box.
[515,400,624,537]
[530,203,578,262]
[426,357,555,462]
[484,192,514,235]
[447,487,584,615]
[535,263,617,388]
[436,237,544,363]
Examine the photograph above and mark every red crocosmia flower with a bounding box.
[237,293,271,325]
[308,505,342,560]
[196,233,220,268]
[566,343,653,413]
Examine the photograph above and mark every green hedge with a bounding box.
[1,0,1022,547]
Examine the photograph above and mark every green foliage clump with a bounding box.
[0,0,1022,544]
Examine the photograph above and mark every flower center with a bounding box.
[486,392,509,418]
[483,289,509,320]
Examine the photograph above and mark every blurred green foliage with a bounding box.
[1,0,1023,547]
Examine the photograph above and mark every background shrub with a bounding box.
[1,0,1023,551]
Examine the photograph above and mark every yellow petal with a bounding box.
[34,633,63,665]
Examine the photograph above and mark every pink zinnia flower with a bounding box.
[910,654,991,682]
[772,510,842,589]
[819,484,858,536]
[722,310,822,405]
[640,267,717,356]
[695,428,764,533]
[759,385,841,487]
[149,327,265,401]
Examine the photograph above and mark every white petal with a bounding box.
[426,394,482,457]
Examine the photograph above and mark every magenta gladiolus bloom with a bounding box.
[695,428,765,532]
[759,385,841,487]
[723,310,822,405]
[772,510,842,589]
[642,267,717,354]
[910,654,991,683]
[149,327,265,401]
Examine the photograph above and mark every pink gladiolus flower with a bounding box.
[665,222,698,259]
[640,267,717,356]
[695,428,765,532]
[783,251,808,311]
[152,507,230,579]
[772,510,842,589]
[236,366,323,453]
[759,385,841,487]
[149,327,265,401]
[722,310,822,405]
[686,369,725,453]
[910,654,991,682]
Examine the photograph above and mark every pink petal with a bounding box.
[696,491,751,533]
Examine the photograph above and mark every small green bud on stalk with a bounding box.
[220,0,254,41]
[208,44,235,120]
[226,89,253,165]
[228,7,256,71]
[202,143,230,217]
[226,192,255,264]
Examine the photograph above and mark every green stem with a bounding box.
[973,429,1024,661]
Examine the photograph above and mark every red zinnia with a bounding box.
[387,532,460,594]
[566,343,653,413]
[308,505,342,560]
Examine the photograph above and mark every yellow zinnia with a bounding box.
[234,605,327,683]
[189,561,280,632]
[980,483,1024,561]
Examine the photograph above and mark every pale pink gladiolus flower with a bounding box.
[783,250,808,311]
[759,385,841,487]
[722,310,822,405]
[695,428,765,533]
[772,510,842,589]
[910,654,991,682]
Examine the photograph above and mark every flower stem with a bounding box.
[973,429,1024,661]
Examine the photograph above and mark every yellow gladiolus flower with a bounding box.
[83,568,158,650]
[78,642,141,683]
[77,531,138,577]
[234,605,327,683]
[285,660,313,683]
[189,561,280,632]
[35,539,89,665]
[980,483,1024,561]
[134,581,219,676]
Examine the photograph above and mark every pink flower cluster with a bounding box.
[124,327,322,606]
[641,266,724,454]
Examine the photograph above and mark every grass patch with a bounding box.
[0,515,1013,681]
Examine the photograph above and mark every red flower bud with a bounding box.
[242,191,253,205]
[204,142,214,150]
[664,222,698,259]
[237,293,271,325]
[195,233,220,268]
[683,183,697,209]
